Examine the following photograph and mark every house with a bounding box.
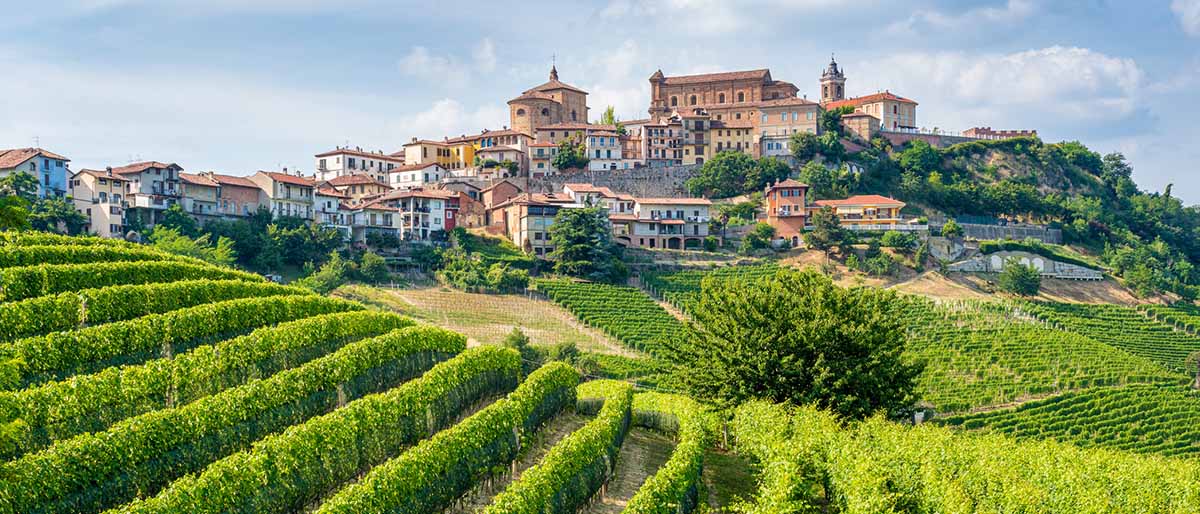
[586,129,624,170]
[402,139,454,169]
[438,179,482,201]
[371,188,460,240]
[758,97,820,156]
[318,174,392,200]
[315,187,352,240]
[480,179,523,212]
[207,173,266,217]
[489,193,576,258]
[764,179,810,247]
[618,197,712,250]
[529,142,560,176]
[813,194,905,227]
[344,199,400,244]
[69,168,128,238]
[710,120,755,157]
[249,171,315,219]
[0,148,70,198]
[475,146,527,176]
[314,147,403,184]
[179,172,221,220]
[110,161,183,227]
[841,112,880,141]
[388,163,446,190]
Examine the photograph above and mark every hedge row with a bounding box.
[0,244,182,269]
[0,295,358,389]
[115,345,519,514]
[0,325,467,514]
[625,392,715,514]
[0,279,308,342]
[314,362,580,514]
[0,261,263,302]
[483,380,633,514]
[2,311,412,460]
[0,232,133,248]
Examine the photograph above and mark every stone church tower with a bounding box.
[820,55,846,104]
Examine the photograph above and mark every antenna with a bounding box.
[32,136,40,148]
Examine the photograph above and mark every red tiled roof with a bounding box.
[314,148,404,161]
[758,97,818,108]
[75,169,130,181]
[825,91,918,110]
[263,171,315,187]
[377,188,458,201]
[766,178,809,190]
[316,187,351,199]
[179,172,219,187]
[657,69,770,85]
[404,139,448,147]
[814,195,905,208]
[535,122,617,132]
[209,173,258,188]
[111,161,180,175]
[609,213,638,222]
[508,91,558,104]
[324,174,389,187]
[525,78,587,95]
[637,197,713,206]
[389,163,442,172]
[564,183,616,195]
[0,148,69,168]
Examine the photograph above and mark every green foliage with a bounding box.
[294,251,350,294]
[820,105,855,135]
[536,278,683,355]
[551,140,589,170]
[453,228,535,269]
[664,269,922,419]
[796,160,849,200]
[0,243,178,268]
[0,260,262,302]
[687,152,795,198]
[267,220,343,268]
[941,384,1200,458]
[703,235,719,252]
[436,247,529,293]
[878,230,916,250]
[0,279,304,341]
[788,132,820,161]
[803,206,847,252]
[738,222,775,254]
[2,325,469,514]
[744,157,792,193]
[548,207,627,283]
[642,264,780,314]
[940,218,963,239]
[998,258,1041,296]
[625,391,715,514]
[312,362,578,514]
[1026,302,1200,373]
[0,192,30,231]
[147,227,237,267]
[2,311,409,460]
[157,204,199,237]
[117,346,519,514]
[897,139,941,176]
[356,250,390,283]
[0,171,38,202]
[600,105,626,135]
[483,381,633,514]
[0,295,357,389]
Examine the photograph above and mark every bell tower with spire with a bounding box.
[820,54,846,104]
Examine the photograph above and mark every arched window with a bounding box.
[541,108,550,116]
[669,96,679,107]
[737,92,745,102]
[718,93,725,104]
[689,95,697,105]
[516,108,526,116]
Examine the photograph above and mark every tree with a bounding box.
[739,222,775,254]
[600,105,626,135]
[797,160,847,200]
[358,251,390,284]
[898,140,941,176]
[547,207,627,283]
[820,105,855,134]
[0,179,30,231]
[551,140,589,171]
[294,251,350,294]
[1,172,38,202]
[940,218,963,239]
[148,226,237,266]
[503,328,542,376]
[28,197,88,235]
[744,157,793,192]
[879,230,917,250]
[998,258,1041,296]
[685,151,757,198]
[790,132,821,161]
[663,269,922,419]
[804,206,847,252]
[159,203,199,237]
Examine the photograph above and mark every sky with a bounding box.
[2,0,1199,201]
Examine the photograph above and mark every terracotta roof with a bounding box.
[377,188,458,201]
[767,178,809,190]
[389,163,443,172]
[814,195,905,208]
[621,118,651,126]
[480,179,523,194]
[840,139,868,154]
[179,172,219,187]
[209,173,258,188]
[316,187,351,199]
[75,169,130,181]
[841,111,879,119]
[609,213,638,222]
[111,161,180,175]
[656,69,771,85]
[758,97,818,108]
[529,142,559,147]
[314,148,404,161]
[536,122,617,132]
[525,78,587,95]
[404,139,448,147]
[637,197,713,206]
[657,218,686,225]
[508,91,558,104]
[262,171,315,187]
[825,91,918,110]
[324,174,390,187]
[388,151,406,158]
[564,183,617,196]
[0,148,69,168]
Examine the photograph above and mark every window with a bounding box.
[571,110,577,121]
[761,114,768,123]
[737,92,745,102]
[893,105,898,114]
[792,112,799,121]
[541,108,550,116]
[670,96,678,107]
[807,111,814,120]
[718,92,725,103]
[689,95,696,105]
[736,113,742,120]
[780,113,786,122]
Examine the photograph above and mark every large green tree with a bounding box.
[804,206,848,252]
[28,197,88,235]
[547,207,627,283]
[998,258,1041,296]
[551,140,590,171]
[664,269,922,419]
[686,151,757,198]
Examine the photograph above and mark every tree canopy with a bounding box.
[551,140,589,171]
[547,206,628,283]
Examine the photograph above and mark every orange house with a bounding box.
[764,179,809,247]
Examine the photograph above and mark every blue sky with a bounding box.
[3,0,1199,201]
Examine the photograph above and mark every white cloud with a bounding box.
[390,99,507,142]
[886,0,1036,36]
[862,46,1141,132]
[1173,0,1200,36]
[397,38,498,89]
[599,0,861,34]
[473,38,497,73]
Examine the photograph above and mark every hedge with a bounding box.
[314,362,580,514]
[483,380,633,514]
[0,261,263,302]
[625,392,716,514]
[0,325,467,514]
[0,295,358,389]
[0,232,134,248]
[0,245,184,268]
[2,311,412,460]
[115,345,520,514]
[0,279,308,342]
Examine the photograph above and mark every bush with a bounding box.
[998,258,1041,296]
[357,251,390,284]
[940,218,963,239]
[703,235,719,252]
[879,230,917,250]
[739,222,776,255]
[294,251,350,294]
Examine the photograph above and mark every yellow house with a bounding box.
[813,194,906,226]
[709,120,755,156]
[403,139,456,169]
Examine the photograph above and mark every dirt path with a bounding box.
[447,411,589,513]
[581,429,675,514]
[703,448,757,511]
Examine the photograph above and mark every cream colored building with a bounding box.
[314,148,403,183]
[179,172,221,220]
[249,171,315,219]
[69,168,128,238]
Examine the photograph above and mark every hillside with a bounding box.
[2,232,1199,513]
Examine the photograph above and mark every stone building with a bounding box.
[647,68,799,124]
[508,66,589,137]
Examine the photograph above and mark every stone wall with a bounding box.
[529,164,702,197]
[958,224,1062,244]
[947,250,1102,280]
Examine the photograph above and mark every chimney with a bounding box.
[105,166,112,177]
[411,137,417,143]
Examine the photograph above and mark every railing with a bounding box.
[804,223,928,232]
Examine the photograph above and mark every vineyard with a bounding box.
[2,232,1199,512]
[941,384,1200,458]
[641,264,779,314]
[1024,301,1200,372]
